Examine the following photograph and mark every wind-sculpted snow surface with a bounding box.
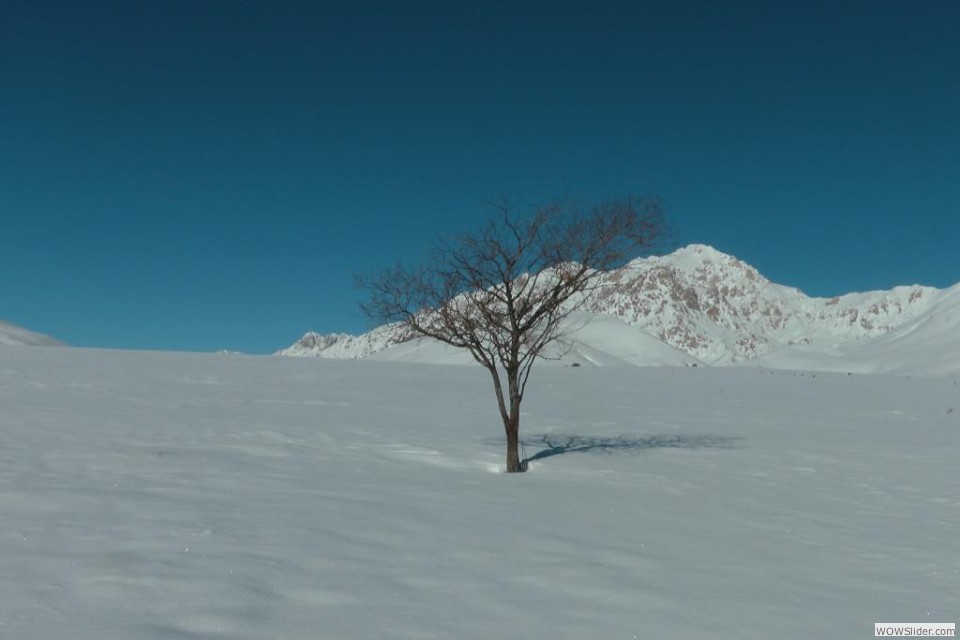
[1,347,958,639]
[280,244,956,375]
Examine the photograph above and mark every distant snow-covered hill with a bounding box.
[748,282,960,377]
[0,320,63,347]
[278,244,957,376]
[278,325,407,359]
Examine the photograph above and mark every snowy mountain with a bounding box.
[278,244,956,375]
[0,319,63,347]
[278,325,408,359]
[582,244,941,364]
[749,281,960,376]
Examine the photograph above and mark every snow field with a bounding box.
[1,346,957,638]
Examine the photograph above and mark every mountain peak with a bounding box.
[275,332,354,356]
[671,243,731,259]
[659,244,750,270]
[625,244,738,270]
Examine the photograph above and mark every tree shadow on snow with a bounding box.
[521,433,742,465]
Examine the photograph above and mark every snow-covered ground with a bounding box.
[1,345,957,638]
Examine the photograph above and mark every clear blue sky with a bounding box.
[2,1,958,353]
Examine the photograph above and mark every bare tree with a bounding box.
[359,196,668,473]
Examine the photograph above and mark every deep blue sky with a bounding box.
[2,1,958,353]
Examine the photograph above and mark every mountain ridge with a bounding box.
[277,245,956,375]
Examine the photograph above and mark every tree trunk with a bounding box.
[503,366,525,473]
[504,412,523,472]
[489,363,525,473]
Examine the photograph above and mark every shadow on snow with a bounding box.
[520,433,742,465]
